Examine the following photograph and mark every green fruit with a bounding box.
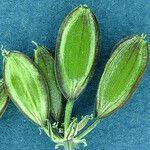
[55,5,100,100]
[96,35,149,118]
[4,51,49,126]
[33,44,64,122]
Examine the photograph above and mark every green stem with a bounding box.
[76,118,101,140]
[63,140,74,150]
[64,101,74,133]
[42,127,62,143]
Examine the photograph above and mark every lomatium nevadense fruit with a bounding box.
[0,79,8,117]
[4,51,49,126]
[55,4,100,136]
[96,35,149,118]
[33,43,64,122]
[55,5,99,101]
[0,4,149,150]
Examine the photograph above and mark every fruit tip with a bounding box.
[32,41,39,48]
[79,4,90,11]
[141,33,147,39]
[1,45,10,57]
[82,4,88,8]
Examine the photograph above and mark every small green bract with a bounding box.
[0,4,149,150]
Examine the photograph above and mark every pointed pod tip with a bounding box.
[81,4,88,8]
[132,34,147,45]
[1,45,10,57]
[79,4,90,12]
[141,33,147,39]
[32,41,39,48]
[139,34,148,45]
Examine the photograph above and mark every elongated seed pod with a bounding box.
[96,35,149,118]
[0,79,8,117]
[55,5,100,100]
[4,51,49,126]
[33,44,64,122]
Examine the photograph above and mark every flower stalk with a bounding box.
[64,101,74,134]
[63,140,74,150]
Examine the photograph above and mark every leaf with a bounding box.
[96,35,149,118]
[0,79,8,117]
[4,51,49,126]
[33,44,64,122]
[55,5,100,100]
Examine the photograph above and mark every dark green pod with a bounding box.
[4,51,49,126]
[0,79,8,117]
[96,35,149,118]
[33,45,64,122]
[55,5,99,100]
